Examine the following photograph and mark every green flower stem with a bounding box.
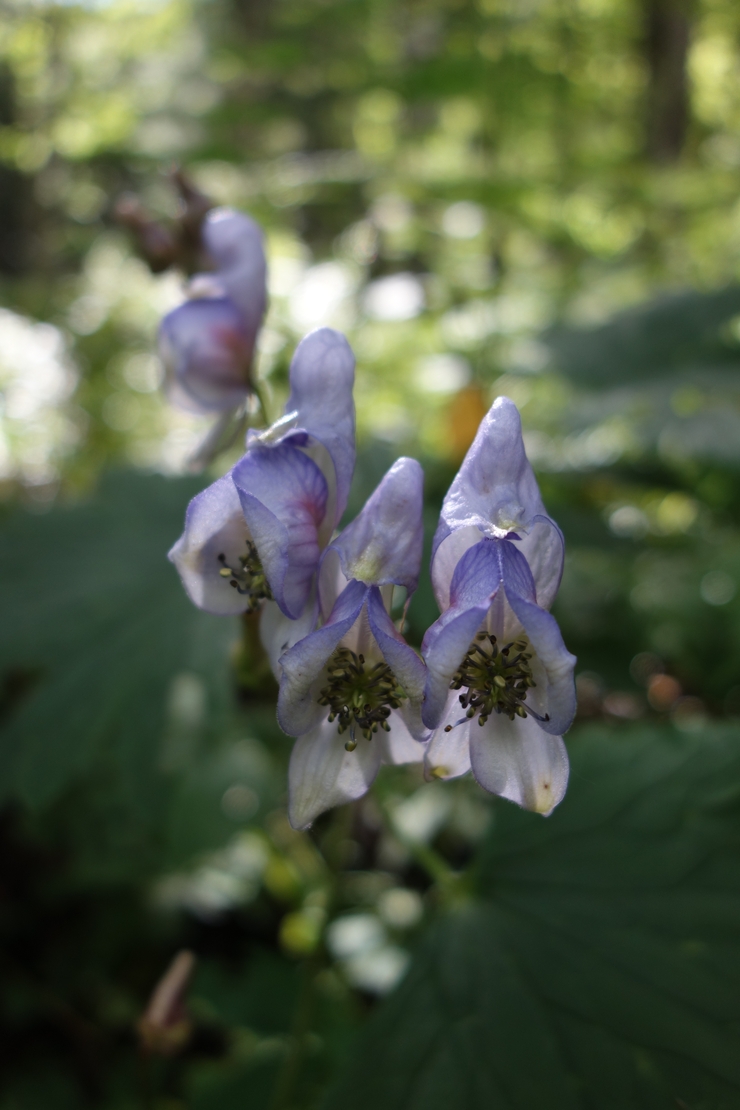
[374,793,467,904]
[251,378,271,428]
[268,955,320,1110]
[234,610,278,696]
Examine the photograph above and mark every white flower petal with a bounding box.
[288,717,382,829]
[469,713,568,815]
[379,708,427,765]
[423,692,473,781]
[260,596,318,680]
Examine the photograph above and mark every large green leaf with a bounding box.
[545,285,740,387]
[325,725,740,1109]
[0,471,237,810]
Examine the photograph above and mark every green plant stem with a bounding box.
[252,379,271,427]
[268,956,319,1110]
[375,794,466,903]
[267,811,347,1110]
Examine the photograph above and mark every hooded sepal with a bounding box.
[232,442,328,620]
[431,396,563,610]
[200,207,267,338]
[283,327,356,527]
[330,457,424,593]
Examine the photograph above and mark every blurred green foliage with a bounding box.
[329,724,740,1109]
[2,0,740,1106]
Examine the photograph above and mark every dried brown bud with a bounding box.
[115,169,215,276]
[171,166,213,273]
[114,194,177,273]
[136,949,196,1056]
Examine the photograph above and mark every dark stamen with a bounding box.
[447,633,549,727]
[216,541,273,614]
[318,646,406,750]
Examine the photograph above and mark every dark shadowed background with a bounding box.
[2,0,740,1106]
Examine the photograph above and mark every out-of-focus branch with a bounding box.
[644,0,693,163]
[114,194,178,273]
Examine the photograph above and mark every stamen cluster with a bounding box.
[446,632,542,730]
[318,647,406,751]
[217,541,273,613]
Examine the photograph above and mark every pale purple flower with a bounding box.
[421,397,576,815]
[168,328,355,631]
[276,458,428,830]
[159,207,267,414]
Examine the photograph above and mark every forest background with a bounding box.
[2,0,740,1107]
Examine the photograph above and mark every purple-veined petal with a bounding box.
[431,396,559,604]
[430,523,481,611]
[201,207,267,341]
[277,579,369,736]
[423,695,473,781]
[330,457,424,592]
[421,604,489,729]
[379,708,427,764]
[421,539,505,728]
[288,716,382,830]
[233,443,328,620]
[505,590,577,736]
[468,713,569,815]
[159,297,253,413]
[260,595,319,681]
[168,472,251,616]
[498,537,537,604]
[366,587,426,701]
[284,327,356,527]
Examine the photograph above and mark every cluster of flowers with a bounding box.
[161,205,577,830]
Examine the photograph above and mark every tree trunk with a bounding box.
[644,0,692,163]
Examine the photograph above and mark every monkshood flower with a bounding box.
[276,458,428,830]
[159,207,267,414]
[168,328,355,639]
[421,396,576,815]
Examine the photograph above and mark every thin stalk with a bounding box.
[375,794,465,903]
[267,812,345,1110]
[251,379,271,428]
[268,957,319,1110]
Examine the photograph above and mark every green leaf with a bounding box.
[545,285,740,388]
[193,949,300,1033]
[325,725,740,1109]
[0,471,237,810]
